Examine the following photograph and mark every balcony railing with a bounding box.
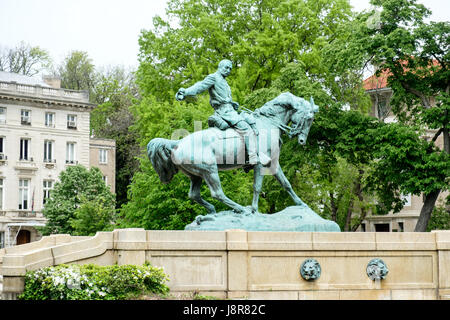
[0,81,90,103]
[15,159,38,171]
[44,158,56,168]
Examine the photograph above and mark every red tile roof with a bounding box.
[363,59,441,91]
[363,71,389,90]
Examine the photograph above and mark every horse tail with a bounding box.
[147,138,179,184]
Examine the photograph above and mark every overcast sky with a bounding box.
[0,0,448,71]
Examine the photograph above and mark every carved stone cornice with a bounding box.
[0,93,95,110]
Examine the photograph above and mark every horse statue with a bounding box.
[147,92,319,215]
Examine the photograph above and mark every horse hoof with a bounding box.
[233,208,249,215]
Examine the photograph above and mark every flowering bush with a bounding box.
[19,263,169,300]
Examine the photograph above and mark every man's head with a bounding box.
[218,59,232,77]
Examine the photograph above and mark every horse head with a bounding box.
[289,96,319,145]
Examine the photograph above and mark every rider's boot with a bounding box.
[247,131,271,166]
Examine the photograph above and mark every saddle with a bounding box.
[208,114,230,130]
[208,112,257,130]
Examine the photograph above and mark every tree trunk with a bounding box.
[351,169,367,232]
[330,191,337,222]
[344,197,354,232]
[414,189,441,232]
[415,118,448,231]
[344,181,357,231]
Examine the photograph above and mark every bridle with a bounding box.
[241,101,314,138]
[288,114,312,138]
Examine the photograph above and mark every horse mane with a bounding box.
[254,92,301,117]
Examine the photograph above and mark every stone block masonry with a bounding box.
[1,229,449,300]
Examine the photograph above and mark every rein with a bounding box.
[240,106,300,137]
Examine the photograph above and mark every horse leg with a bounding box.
[274,166,306,207]
[189,175,216,214]
[203,171,249,214]
[251,164,264,213]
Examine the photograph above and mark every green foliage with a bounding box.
[137,0,354,102]
[427,198,450,231]
[324,0,449,230]
[70,196,116,236]
[367,122,449,214]
[19,263,169,300]
[0,41,52,76]
[90,66,141,208]
[58,50,95,93]
[41,165,116,236]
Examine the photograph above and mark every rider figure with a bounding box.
[176,59,270,166]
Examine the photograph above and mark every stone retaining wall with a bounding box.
[1,228,449,300]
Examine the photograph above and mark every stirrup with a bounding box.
[248,153,271,166]
[248,154,259,165]
[259,153,271,166]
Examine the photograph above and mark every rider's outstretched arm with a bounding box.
[184,74,216,97]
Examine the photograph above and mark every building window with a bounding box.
[99,149,108,164]
[376,95,390,120]
[45,112,55,128]
[67,114,77,129]
[21,109,31,125]
[44,140,54,162]
[43,180,53,204]
[0,231,4,249]
[20,138,30,160]
[0,136,5,160]
[66,142,76,164]
[0,178,3,210]
[19,179,30,210]
[401,193,412,207]
[102,175,108,185]
[375,223,390,232]
[0,107,6,123]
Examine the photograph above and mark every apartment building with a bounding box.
[0,71,115,248]
[89,138,116,194]
[360,72,447,232]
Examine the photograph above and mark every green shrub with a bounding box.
[427,203,450,231]
[19,263,169,300]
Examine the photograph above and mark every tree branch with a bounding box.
[400,81,432,108]
[431,128,443,143]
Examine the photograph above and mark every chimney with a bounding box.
[42,75,61,89]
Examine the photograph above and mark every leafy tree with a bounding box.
[137,0,353,102]
[58,50,95,94]
[340,0,450,231]
[0,41,52,76]
[366,122,449,220]
[40,165,115,235]
[90,66,141,208]
[70,195,116,236]
[427,198,450,231]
